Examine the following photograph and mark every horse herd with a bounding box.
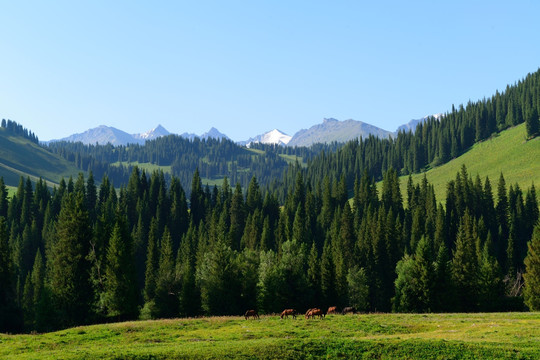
[244,306,356,320]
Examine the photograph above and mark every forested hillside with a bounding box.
[46,137,335,198]
[0,164,538,332]
[288,69,540,193]
[0,121,82,188]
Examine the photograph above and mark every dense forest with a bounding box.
[46,136,336,197]
[0,164,538,332]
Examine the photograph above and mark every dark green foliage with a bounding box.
[47,191,93,328]
[526,105,539,138]
[102,217,138,319]
[524,224,540,310]
[452,211,479,311]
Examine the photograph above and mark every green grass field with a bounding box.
[0,131,82,189]
[392,124,540,205]
[2,312,539,359]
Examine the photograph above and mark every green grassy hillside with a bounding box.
[1,312,539,359]
[0,128,83,188]
[400,123,540,204]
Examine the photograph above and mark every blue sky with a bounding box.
[1,1,539,142]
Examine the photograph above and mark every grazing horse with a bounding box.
[310,308,325,319]
[326,306,338,315]
[342,306,356,315]
[280,309,297,319]
[305,308,324,319]
[244,309,259,320]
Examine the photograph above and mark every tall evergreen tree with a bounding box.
[526,105,539,138]
[102,216,138,319]
[154,228,179,318]
[47,192,92,328]
[524,224,540,310]
[452,211,479,311]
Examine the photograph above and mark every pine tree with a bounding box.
[0,216,22,332]
[154,228,179,318]
[526,106,539,138]
[102,216,138,319]
[307,242,320,305]
[524,224,540,310]
[347,266,369,312]
[433,243,453,312]
[229,183,245,250]
[176,225,200,316]
[452,211,479,311]
[320,236,335,307]
[477,239,504,311]
[48,192,92,328]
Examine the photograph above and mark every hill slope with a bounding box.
[0,128,82,187]
[2,312,539,359]
[402,123,540,203]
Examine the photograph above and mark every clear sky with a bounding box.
[1,1,539,142]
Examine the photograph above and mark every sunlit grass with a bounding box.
[386,123,540,205]
[2,312,539,359]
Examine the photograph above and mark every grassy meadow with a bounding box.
[396,123,540,205]
[2,312,540,359]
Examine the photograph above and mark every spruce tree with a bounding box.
[48,192,92,328]
[524,224,540,310]
[451,211,479,311]
[102,217,138,319]
[526,106,539,138]
[154,228,179,318]
[477,239,504,311]
[0,216,22,332]
[144,217,159,303]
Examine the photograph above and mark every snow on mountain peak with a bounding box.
[134,124,171,140]
[242,129,292,147]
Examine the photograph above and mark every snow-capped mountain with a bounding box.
[396,114,443,134]
[133,124,170,140]
[240,129,292,147]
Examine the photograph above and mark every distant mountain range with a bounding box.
[50,125,229,146]
[49,115,440,147]
[287,118,393,147]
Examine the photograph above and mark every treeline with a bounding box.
[292,69,540,191]
[46,137,328,198]
[45,70,540,202]
[0,165,538,333]
[1,119,39,144]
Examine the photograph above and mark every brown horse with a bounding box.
[305,308,324,319]
[326,306,338,315]
[244,309,259,320]
[280,309,297,319]
[310,308,325,319]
